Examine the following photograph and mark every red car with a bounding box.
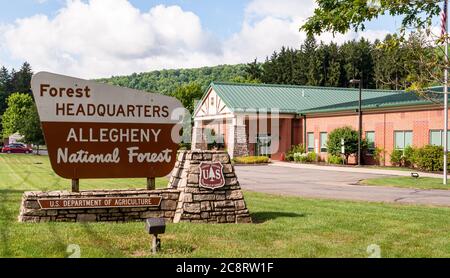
[1,143,33,154]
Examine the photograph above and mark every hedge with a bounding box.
[233,156,270,164]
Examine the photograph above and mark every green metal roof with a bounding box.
[205,82,443,115]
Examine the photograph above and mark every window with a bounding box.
[307,133,314,152]
[320,132,327,152]
[430,130,450,148]
[394,131,413,150]
[365,131,375,154]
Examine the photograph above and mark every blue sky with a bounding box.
[0,0,422,78]
[0,0,251,38]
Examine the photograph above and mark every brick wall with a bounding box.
[305,107,448,165]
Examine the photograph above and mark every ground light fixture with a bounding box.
[145,218,166,254]
[349,78,362,166]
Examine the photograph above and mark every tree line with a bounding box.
[246,34,426,90]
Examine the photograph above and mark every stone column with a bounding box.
[232,115,249,158]
[168,150,252,224]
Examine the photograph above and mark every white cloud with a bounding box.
[2,0,221,78]
[0,0,392,78]
[246,0,316,20]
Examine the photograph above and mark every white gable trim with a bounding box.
[194,87,231,118]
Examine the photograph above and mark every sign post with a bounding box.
[31,72,183,185]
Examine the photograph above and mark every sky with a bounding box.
[0,0,416,78]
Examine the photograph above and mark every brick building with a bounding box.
[192,82,447,165]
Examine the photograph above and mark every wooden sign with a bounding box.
[38,196,162,210]
[199,162,225,189]
[31,72,184,179]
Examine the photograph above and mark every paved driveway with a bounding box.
[235,165,450,207]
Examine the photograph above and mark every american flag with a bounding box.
[442,0,448,37]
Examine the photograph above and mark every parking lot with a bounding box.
[235,165,450,206]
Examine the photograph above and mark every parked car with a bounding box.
[1,143,33,154]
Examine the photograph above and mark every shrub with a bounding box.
[390,149,404,166]
[285,144,306,161]
[403,146,416,167]
[327,154,343,165]
[233,156,270,164]
[327,126,367,163]
[307,152,317,162]
[373,147,385,165]
[294,153,308,163]
[414,145,444,172]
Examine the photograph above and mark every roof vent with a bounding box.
[302,90,305,97]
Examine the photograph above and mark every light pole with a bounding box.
[350,79,362,166]
[444,0,449,185]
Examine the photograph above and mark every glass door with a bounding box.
[256,135,271,157]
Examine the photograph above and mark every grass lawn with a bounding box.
[361,176,450,191]
[1,154,450,258]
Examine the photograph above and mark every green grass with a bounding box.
[364,166,413,172]
[2,154,450,257]
[361,176,450,190]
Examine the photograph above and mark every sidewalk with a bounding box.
[270,161,444,178]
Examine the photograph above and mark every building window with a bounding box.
[307,133,314,152]
[394,131,413,150]
[320,132,327,153]
[365,131,375,154]
[430,130,450,148]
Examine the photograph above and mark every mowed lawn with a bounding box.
[362,176,450,191]
[1,154,450,258]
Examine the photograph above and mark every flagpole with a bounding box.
[445,0,449,185]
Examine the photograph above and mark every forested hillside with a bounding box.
[98,34,428,94]
[97,64,248,95]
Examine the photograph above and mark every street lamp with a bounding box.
[350,79,362,166]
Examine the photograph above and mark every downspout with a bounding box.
[302,114,307,148]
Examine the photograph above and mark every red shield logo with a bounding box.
[199,162,225,189]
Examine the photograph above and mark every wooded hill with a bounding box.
[97,64,248,95]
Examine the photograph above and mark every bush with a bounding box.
[307,152,317,162]
[327,154,343,165]
[294,153,308,163]
[414,145,444,172]
[285,144,306,161]
[233,156,270,164]
[373,147,385,165]
[390,149,404,166]
[327,126,367,163]
[403,146,416,167]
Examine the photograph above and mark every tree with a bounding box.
[20,103,45,154]
[301,0,441,37]
[1,93,34,138]
[172,82,204,114]
[12,62,33,94]
[327,126,367,163]
[245,59,263,81]
[0,66,12,115]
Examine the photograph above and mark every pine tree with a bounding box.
[245,58,263,81]
[12,62,33,94]
[0,66,12,115]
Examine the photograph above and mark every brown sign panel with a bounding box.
[31,72,184,179]
[38,196,162,210]
[199,162,225,189]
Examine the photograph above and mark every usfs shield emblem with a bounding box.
[199,162,225,189]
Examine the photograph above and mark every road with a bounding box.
[235,165,450,207]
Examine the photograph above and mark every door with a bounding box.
[256,135,271,157]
